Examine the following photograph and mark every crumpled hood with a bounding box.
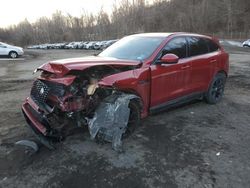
[37,56,140,76]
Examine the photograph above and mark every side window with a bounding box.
[205,39,219,52]
[160,37,187,59]
[187,37,209,57]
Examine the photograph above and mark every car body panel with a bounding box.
[243,39,250,47]
[22,97,47,135]
[150,58,192,107]
[0,44,9,55]
[188,52,217,93]
[99,67,151,118]
[37,56,141,76]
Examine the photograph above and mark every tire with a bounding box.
[123,99,141,138]
[205,73,226,104]
[9,51,18,58]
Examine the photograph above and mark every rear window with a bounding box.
[205,39,220,52]
[187,37,209,57]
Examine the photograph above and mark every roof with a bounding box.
[130,32,213,39]
[131,33,174,37]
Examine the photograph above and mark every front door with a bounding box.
[150,37,191,107]
[0,44,8,55]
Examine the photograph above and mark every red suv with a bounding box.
[22,33,229,150]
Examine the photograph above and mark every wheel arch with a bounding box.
[206,69,227,92]
[9,50,17,54]
[119,89,144,113]
[217,70,228,77]
[8,50,18,57]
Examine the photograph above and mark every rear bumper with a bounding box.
[22,97,48,135]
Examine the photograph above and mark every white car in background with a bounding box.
[0,42,24,58]
[243,39,250,47]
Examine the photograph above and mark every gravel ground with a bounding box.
[0,47,250,188]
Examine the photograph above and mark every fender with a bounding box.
[99,68,151,118]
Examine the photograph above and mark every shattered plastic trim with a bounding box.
[88,93,138,152]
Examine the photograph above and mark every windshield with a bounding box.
[99,36,165,61]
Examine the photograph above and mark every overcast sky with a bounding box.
[0,0,122,28]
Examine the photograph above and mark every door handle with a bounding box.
[181,65,190,69]
[210,59,217,63]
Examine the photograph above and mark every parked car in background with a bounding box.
[39,44,49,49]
[64,42,77,49]
[55,43,66,49]
[93,41,104,50]
[242,39,250,47]
[85,41,96,49]
[77,42,86,49]
[27,39,118,51]
[101,39,118,49]
[0,42,24,58]
[22,32,229,150]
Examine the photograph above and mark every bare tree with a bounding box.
[0,0,249,46]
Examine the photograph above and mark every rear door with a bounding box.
[150,37,192,107]
[186,36,219,93]
[0,44,8,55]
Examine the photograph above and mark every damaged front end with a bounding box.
[22,64,142,151]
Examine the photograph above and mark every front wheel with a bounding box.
[9,51,18,58]
[205,73,226,104]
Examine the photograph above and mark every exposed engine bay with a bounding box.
[24,65,141,151]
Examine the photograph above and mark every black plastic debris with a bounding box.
[15,140,39,153]
[88,93,138,152]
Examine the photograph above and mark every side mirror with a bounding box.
[159,53,179,64]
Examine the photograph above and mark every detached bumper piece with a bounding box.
[22,98,60,150]
[22,99,48,135]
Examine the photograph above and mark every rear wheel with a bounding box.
[123,100,141,138]
[205,73,226,104]
[9,51,18,58]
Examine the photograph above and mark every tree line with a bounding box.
[0,0,249,46]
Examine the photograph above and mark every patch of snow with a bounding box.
[220,40,243,47]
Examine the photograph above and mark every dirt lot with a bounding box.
[0,47,250,188]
